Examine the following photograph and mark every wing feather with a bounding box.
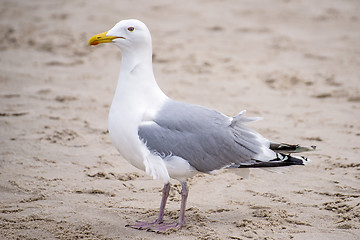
[138,100,274,173]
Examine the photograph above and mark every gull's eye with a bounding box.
[128,27,135,32]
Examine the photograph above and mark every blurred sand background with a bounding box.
[1,0,359,239]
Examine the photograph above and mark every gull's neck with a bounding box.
[113,44,167,108]
[120,46,153,73]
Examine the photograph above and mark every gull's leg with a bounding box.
[148,181,189,232]
[125,182,170,230]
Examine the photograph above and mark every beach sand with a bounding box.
[1,0,359,239]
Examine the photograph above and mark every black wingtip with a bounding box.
[238,154,308,168]
[270,143,317,154]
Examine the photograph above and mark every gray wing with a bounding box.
[138,99,272,173]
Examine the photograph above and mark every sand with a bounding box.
[1,0,359,239]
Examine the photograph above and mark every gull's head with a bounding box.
[88,19,152,52]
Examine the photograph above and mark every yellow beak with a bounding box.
[88,31,124,46]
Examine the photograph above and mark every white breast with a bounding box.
[108,66,167,172]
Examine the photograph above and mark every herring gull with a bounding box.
[88,19,315,232]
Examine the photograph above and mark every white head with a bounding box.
[89,19,152,54]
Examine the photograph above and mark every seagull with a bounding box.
[88,19,315,232]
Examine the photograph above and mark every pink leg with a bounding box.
[147,181,189,232]
[125,183,170,230]
[126,182,189,232]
